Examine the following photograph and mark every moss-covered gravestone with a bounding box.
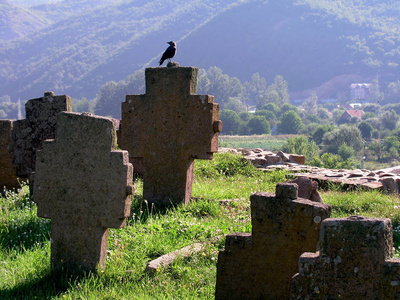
[33,112,134,273]
[120,67,222,204]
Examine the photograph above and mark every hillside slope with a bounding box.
[0,0,51,40]
[0,0,240,100]
[1,0,400,102]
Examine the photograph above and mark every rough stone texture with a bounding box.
[289,177,322,202]
[219,148,306,168]
[10,92,72,178]
[215,183,331,300]
[33,112,134,273]
[291,216,400,299]
[119,67,222,204]
[0,120,21,191]
[290,154,306,165]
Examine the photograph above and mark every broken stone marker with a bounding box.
[10,91,72,178]
[119,67,222,204]
[289,177,322,202]
[33,112,134,273]
[215,182,331,300]
[291,216,400,299]
[0,120,21,191]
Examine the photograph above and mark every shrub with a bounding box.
[194,152,256,178]
[322,124,363,154]
[280,136,319,161]
[219,109,240,135]
[338,143,355,161]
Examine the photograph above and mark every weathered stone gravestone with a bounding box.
[120,67,222,204]
[10,91,72,179]
[215,182,331,300]
[291,216,400,299]
[0,120,21,191]
[33,112,134,273]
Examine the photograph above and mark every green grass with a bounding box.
[1,152,400,299]
[218,134,298,150]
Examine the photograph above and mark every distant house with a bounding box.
[350,83,371,102]
[340,109,365,122]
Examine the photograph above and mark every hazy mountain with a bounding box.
[1,0,400,102]
[0,0,51,40]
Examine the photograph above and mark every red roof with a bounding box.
[341,109,365,120]
[347,109,365,118]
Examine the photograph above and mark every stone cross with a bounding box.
[215,182,331,300]
[10,91,72,179]
[33,112,134,273]
[0,120,20,191]
[291,216,400,299]
[120,67,222,204]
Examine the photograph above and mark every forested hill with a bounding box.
[1,0,400,102]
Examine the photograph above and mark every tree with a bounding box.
[95,69,145,118]
[369,79,384,104]
[244,72,267,108]
[369,140,382,160]
[380,110,399,130]
[72,97,92,113]
[219,109,241,135]
[363,103,381,114]
[224,97,246,113]
[386,80,400,103]
[322,125,363,154]
[311,125,334,145]
[358,121,373,139]
[383,136,400,159]
[271,75,289,104]
[303,91,318,115]
[361,112,375,120]
[239,111,252,122]
[198,67,245,109]
[277,110,303,134]
[280,103,298,116]
[256,75,289,109]
[238,121,250,135]
[255,110,277,128]
[317,107,331,120]
[247,115,271,135]
[260,103,280,116]
[281,136,319,160]
[338,143,355,161]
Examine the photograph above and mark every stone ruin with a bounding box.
[223,147,400,195]
[0,120,20,191]
[215,181,331,299]
[295,167,400,194]
[10,91,72,180]
[291,216,400,299]
[119,67,222,204]
[33,112,134,273]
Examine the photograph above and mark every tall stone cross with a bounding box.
[120,67,222,204]
[33,112,134,273]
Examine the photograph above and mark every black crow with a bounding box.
[159,41,177,66]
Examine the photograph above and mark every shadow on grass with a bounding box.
[0,271,80,300]
[129,196,179,224]
[0,218,51,252]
